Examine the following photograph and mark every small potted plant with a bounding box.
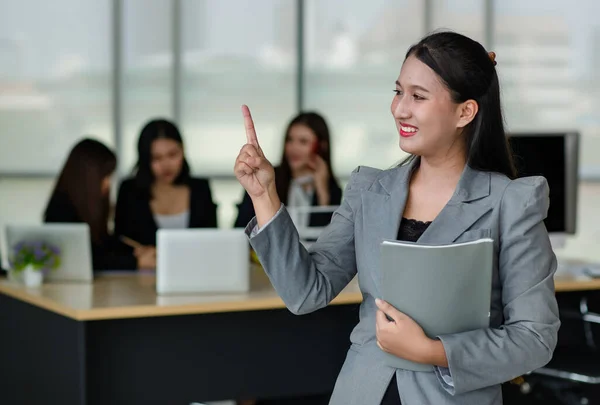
[9,241,61,287]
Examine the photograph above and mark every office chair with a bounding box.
[515,296,600,405]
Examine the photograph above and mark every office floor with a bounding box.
[203,397,331,405]
[202,387,600,404]
[204,402,236,405]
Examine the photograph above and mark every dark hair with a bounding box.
[45,138,116,243]
[133,118,191,198]
[276,112,339,204]
[403,31,516,178]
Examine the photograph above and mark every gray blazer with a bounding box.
[247,160,560,405]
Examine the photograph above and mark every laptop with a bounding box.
[156,229,250,295]
[4,223,93,283]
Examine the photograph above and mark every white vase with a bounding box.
[22,265,43,287]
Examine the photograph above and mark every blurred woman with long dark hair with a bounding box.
[44,138,152,270]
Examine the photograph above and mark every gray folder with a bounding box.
[380,238,493,372]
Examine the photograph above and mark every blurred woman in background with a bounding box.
[44,138,154,270]
[234,112,342,229]
[114,119,217,261]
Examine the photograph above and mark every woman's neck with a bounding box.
[414,153,466,191]
[152,181,179,195]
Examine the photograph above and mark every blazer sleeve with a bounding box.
[203,179,218,227]
[435,177,560,395]
[247,166,377,315]
[190,178,218,228]
[114,180,134,240]
[91,236,137,271]
[234,191,256,228]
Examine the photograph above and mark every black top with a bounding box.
[233,175,343,228]
[396,217,432,242]
[44,191,137,271]
[114,177,217,246]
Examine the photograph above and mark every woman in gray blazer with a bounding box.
[234,31,560,405]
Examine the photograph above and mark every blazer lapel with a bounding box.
[360,160,417,294]
[362,169,412,241]
[417,166,492,245]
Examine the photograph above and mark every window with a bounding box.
[0,0,113,173]
[180,0,297,176]
[303,0,425,176]
[431,0,485,45]
[493,0,600,177]
[120,0,174,173]
[180,0,297,227]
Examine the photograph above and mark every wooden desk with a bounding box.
[555,274,600,293]
[0,272,592,321]
[0,270,362,321]
[1,271,597,405]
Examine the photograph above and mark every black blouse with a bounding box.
[396,217,432,242]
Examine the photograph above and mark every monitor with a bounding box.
[507,131,579,249]
[286,205,340,246]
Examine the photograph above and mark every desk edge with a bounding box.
[0,284,81,319]
[2,277,595,321]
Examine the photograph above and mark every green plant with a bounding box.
[10,240,61,274]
